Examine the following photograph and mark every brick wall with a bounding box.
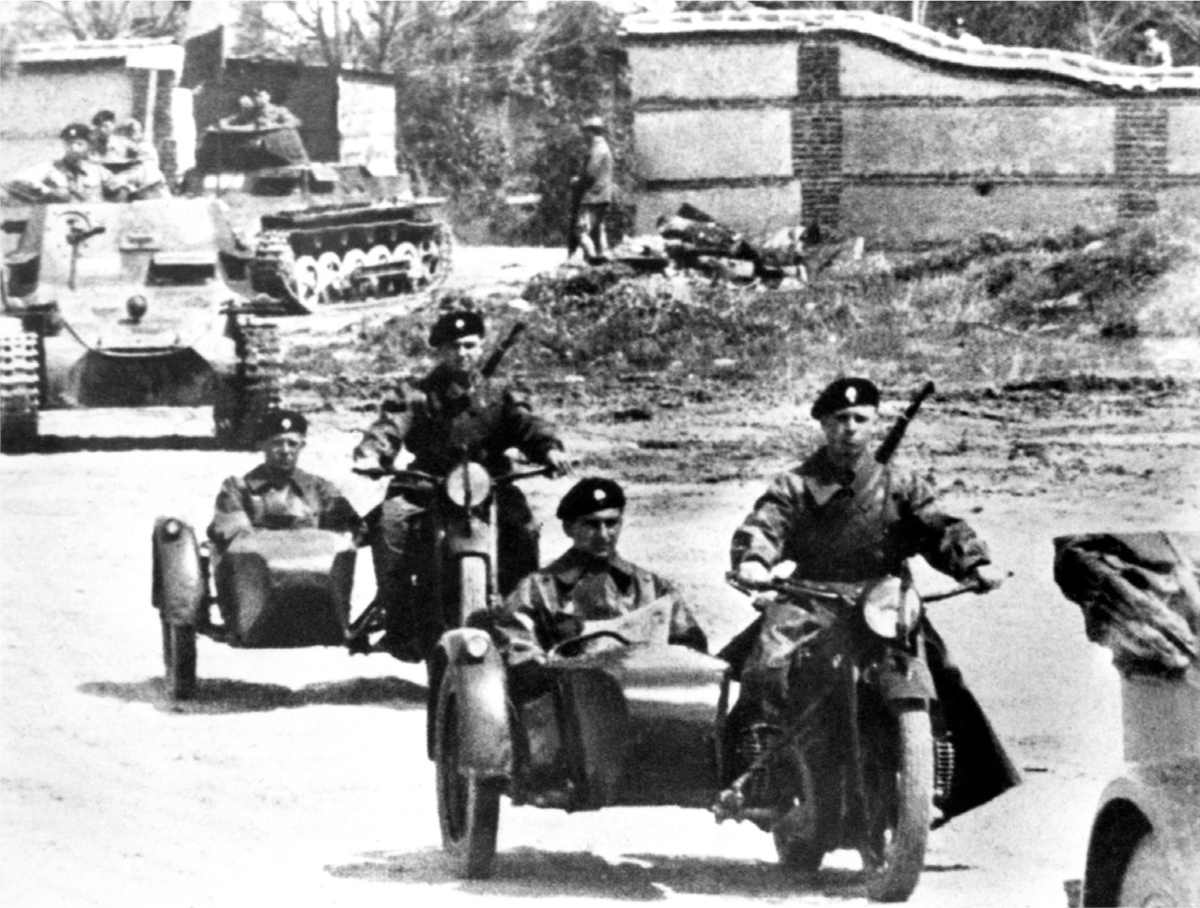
[793,38,841,230]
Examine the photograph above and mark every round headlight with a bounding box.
[464,633,491,661]
[861,577,905,639]
[161,518,182,540]
[443,462,492,509]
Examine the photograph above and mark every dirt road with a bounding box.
[2,391,1197,907]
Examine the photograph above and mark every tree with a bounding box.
[6,1,189,41]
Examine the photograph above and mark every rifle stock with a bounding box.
[875,381,935,464]
[481,322,527,378]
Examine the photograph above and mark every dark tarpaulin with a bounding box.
[1054,532,1200,674]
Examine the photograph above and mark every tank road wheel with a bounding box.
[1117,830,1177,906]
[340,248,367,302]
[316,251,343,302]
[860,706,933,903]
[161,616,197,701]
[0,329,40,453]
[213,322,282,449]
[434,679,501,878]
[391,241,421,288]
[364,244,392,297]
[290,255,321,310]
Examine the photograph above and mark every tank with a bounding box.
[0,196,280,452]
[184,128,454,312]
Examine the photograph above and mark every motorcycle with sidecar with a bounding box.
[429,569,994,902]
[151,458,546,700]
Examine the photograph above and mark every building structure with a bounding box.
[623,9,1200,245]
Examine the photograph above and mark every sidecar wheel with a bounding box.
[435,680,501,878]
[161,618,197,702]
[863,706,932,903]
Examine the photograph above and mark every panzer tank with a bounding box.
[186,127,453,313]
[0,196,280,452]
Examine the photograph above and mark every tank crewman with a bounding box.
[568,115,615,262]
[208,410,360,551]
[37,123,119,203]
[497,477,708,661]
[91,110,168,199]
[352,304,570,659]
[215,95,259,132]
[727,377,1019,820]
[252,88,302,129]
[1133,19,1173,68]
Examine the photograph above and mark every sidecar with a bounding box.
[151,516,357,700]
[428,627,731,878]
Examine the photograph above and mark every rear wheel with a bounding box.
[434,680,501,878]
[862,706,933,903]
[0,329,40,453]
[161,617,197,701]
[1117,830,1176,906]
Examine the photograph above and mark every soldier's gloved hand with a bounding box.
[968,564,1006,593]
[736,559,772,587]
[543,448,571,478]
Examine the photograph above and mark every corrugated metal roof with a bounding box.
[16,37,177,64]
[621,8,1200,93]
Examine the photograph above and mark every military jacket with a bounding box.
[357,364,562,476]
[501,547,707,652]
[578,136,614,205]
[39,157,115,203]
[731,448,989,582]
[208,463,360,547]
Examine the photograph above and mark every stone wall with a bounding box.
[624,10,1200,246]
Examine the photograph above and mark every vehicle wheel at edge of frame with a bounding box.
[161,616,198,702]
[863,705,933,903]
[434,679,501,879]
[1116,829,1178,907]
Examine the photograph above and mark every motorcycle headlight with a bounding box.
[443,462,492,509]
[861,577,922,639]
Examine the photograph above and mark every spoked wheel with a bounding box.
[434,680,501,878]
[161,617,197,702]
[860,706,933,903]
[1117,830,1177,907]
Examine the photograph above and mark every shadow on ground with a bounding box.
[326,847,886,900]
[79,675,426,714]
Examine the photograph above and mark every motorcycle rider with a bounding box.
[352,303,570,660]
[209,410,360,550]
[728,377,1019,820]
[497,477,708,662]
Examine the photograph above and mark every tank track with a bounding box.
[248,217,454,314]
[0,329,40,453]
[213,320,282,450]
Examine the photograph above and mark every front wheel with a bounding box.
[862,706,933,903]
[434,679,501,878]
[161,617,197,701]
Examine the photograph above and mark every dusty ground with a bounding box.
[2,247,1199,908]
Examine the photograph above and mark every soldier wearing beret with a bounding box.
[209,410,360,550]
[727,377,1018,817]
[352,303,569,658]
[498,477,707,660]
[35,123,118,203]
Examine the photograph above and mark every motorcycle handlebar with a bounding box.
[353,463,553,486]
[725,571,999,602]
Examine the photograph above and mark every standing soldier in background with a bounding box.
[1133,19,1173,68]
[568,115,614,263]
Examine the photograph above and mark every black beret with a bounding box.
[60,122,92,142]
[92,109,116,126]
[556,477,626,521]
[429,310,485,347]
[811,377,880,419]
[257,409,307,441]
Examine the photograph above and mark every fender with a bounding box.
[429,628,512,777]
[151,516,206,625]
[1082,764,1200,907]
[871,650,936,708]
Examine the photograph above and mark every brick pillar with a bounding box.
[794,38,842,230]
[1114,100,1167,220]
